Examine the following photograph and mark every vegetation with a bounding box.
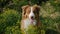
[0,0,60,34]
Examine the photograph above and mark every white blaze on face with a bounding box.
[23,7,36,29]
[29,7,35,19]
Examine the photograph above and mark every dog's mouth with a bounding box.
[31,16,35,20]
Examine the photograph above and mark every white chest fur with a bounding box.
[23,19,36,29]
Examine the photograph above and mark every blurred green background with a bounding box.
[0,0,60,34]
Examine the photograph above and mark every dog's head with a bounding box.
[22,5,40,21]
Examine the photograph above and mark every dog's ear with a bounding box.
[22,5,29,15]
[21,5,30,19]
[33,5,40,11]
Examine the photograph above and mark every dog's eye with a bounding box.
[33,10,39,15]
[33,11,37,13]
[24,12,25,15]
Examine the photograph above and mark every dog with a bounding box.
[21,5,41,34]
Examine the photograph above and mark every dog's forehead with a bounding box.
[23,5,40,12]
[26,6,37,11]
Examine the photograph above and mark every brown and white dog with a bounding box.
[21,5,41,34]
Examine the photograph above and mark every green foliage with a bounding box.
[5,26,21,34]
[1,8,20,26]
[26,25,39,34]
[0,8,21,34]
[40,0,60,34]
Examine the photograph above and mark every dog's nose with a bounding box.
[31,16,34,20]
